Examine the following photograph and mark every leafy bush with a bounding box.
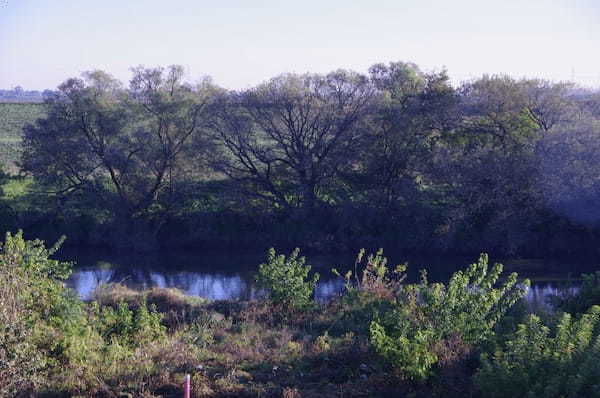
[0,231,170,396]
[256,248,319,309]
[475,306,600,398]
[0,255,46,396]
[369,253,529,381]
[0,231,73,395]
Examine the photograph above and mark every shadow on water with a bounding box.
[61,248,597,310]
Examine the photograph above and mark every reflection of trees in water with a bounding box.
[68,266,347,301]
[525,283,580,311]
[66,257,581,306]
[67,268,580,306]
[315,279,345,301]
[149,272,257,300]
[66,269,115,300]
[68,267,258,300]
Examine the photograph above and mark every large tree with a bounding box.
[210,71,374,211]
[355,62,458,209]
[21,66,212,247]
[438,76,580,252]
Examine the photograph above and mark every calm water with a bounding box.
[62,248,594,309]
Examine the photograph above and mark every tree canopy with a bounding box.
[16,63,600,254]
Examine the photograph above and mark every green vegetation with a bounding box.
[3,232,599,397]
[0,103,46,172]
[475,307,600,398]
[0,231,74,395]
[256,248,319,310]
[0,63,598,257]
[369,253,529,381]
[0,63,599,395]
[2,63,599,395]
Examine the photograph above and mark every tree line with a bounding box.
[0,87,51,103]
[15,63,600,255]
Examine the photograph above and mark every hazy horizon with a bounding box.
[2,0,599,91]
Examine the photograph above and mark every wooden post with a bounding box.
[184,374,191,398]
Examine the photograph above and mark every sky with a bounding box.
[1,0,599,90]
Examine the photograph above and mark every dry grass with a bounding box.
[92,283,209,328]
[93,283,140,305]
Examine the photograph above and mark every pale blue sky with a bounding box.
[1,0,599,90]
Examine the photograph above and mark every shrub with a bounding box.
[0,258,46,396]
[91,300,166,348]
[0,229,170,396]
[256,247,319,309]
[314,332,332,353]
[369,253,529,381]
[0,231,76,395]
[475,306,600,398]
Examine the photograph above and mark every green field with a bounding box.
[0,102,46,172]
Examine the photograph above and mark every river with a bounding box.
[62,248,593,310]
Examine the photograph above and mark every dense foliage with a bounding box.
[369,253,530,380]
[0,231,75,395]
[20,67,215,249]
[475,307,600,398]
[256,247,319,309]
[0,232,178,396]
[0,63,599,256]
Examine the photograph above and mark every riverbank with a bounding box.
[87,283,396,398]
[3,232,599,397]
[43,282,480,397]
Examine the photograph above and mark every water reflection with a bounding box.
[67,267,344,301]
[63,249,592,309]
[68,269,115,299]
[525,282,579,311]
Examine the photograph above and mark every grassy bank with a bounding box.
[2,232,600,397]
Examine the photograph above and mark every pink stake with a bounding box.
[184,374,191,398]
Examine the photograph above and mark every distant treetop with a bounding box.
[0,87,54,103]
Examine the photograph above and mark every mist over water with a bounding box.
[536,118,600,226]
